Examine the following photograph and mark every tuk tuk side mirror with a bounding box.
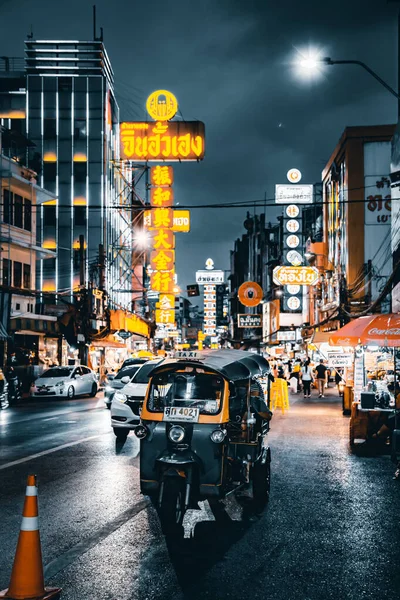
[121,376,130,384]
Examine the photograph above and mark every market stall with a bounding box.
[329,314,400,445]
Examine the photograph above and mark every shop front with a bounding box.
[329,314,400,446]
[9,315,60,390]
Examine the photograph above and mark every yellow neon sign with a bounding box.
[120,121,205,161]
[146,90,178,122]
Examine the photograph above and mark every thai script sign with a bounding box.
[196,270,225,284]
[273,266,319,286]
[327,354,354,368]
[120,121,205,161]
[237,314,262,328]
[275,184,314,204]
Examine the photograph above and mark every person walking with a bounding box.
[301,361,313,398]
[314,359,328,398]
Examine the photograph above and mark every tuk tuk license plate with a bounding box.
[163,407,200,422]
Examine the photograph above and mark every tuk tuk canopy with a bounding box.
[152,350,270,382]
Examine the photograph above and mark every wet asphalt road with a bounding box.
[1,390,400,600]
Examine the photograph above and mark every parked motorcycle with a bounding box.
[6,367,22,405]
[0,369,9,410]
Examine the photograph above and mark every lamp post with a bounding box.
[321,57,399,101]
[294,50,400,115]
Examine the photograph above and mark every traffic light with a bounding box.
[187,284,200,297]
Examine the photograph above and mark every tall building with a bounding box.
[308,124,395,331]
[0,40,131,309]
[229,213,283,345]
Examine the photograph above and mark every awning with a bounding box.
[312,330,335,344]
[10,317,59,335]
[329,314,400,347]
[0,322,9,340]
[109,309,150,339]
[90,336,126,349]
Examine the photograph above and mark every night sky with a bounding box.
[1,0,398,290]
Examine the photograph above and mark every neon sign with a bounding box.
[120,121,205,161]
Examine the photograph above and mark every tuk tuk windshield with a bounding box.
[148,369,224,415]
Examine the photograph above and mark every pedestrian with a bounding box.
[314,359,328,398]
[301,361,313,398]
[334,369,343,393]
[292,359,302,393]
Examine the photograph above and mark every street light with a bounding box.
[133,229,151,248]
[294,49,400,100]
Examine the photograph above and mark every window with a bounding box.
[74,206,86,227]
[15,303,21,311]
[74,119,87,139]
[2,259,11,286]
[13,262,22,288]
[58,78,72,93]
[74,162,86,183]
[81,367,91,374]
[43,119,56,140]
[43,205,56,227]
[43,162,56,184]
[43,257,56,272]
[3,189,13,224]
[23,264,31,289]
[14,195,23,228]
[23,199,32,231]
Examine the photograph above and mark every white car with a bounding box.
[32,366,98,399]
[111,359,163,440]
[104,364,142,409]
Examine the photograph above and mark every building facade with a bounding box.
[0,125,58,371]
[229,213,282,345]
[308,125,395,332]
[0,40,131,310]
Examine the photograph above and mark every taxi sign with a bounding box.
[174,350,201,360]
[273,266,319,286]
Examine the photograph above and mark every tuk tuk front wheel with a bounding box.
[252,450,271,513]
[159,478,185,537]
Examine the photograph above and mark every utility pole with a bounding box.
[77,235,87,365]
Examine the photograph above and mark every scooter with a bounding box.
[6,372,22,404]
[0,381,9,410]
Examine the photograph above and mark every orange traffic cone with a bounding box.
[0,475,61,600]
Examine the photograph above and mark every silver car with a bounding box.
[32,366,98,399]
[111,359,163,440]
[104,364,141,409]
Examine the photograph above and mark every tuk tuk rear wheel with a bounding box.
[159,478,185,536]
[252,450,271,513]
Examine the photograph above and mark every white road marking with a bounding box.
[43,417,58,421]
[0,433,111,471]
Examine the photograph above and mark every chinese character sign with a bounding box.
[151,271,175,293]
[152,229,175,249]
[151,186,174,207]
[151,165,174,186]
[144,210,190,232]
[150,249,175,271]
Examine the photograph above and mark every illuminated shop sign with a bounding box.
[120,121,205,161]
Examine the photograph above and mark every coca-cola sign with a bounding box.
[368,328,400,336]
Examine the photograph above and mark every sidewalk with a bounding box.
[291,383,340,401]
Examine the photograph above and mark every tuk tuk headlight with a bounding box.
[134,424,148,439]
[114,391,127,404]
[210,429,227,444]
[168,425,185,443]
